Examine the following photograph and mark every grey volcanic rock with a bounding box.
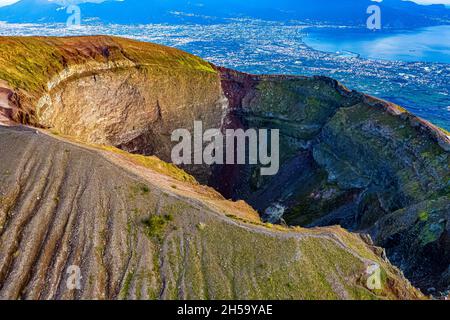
[211,68,449,292]
[0,36,448,295]
[0,126,422,300]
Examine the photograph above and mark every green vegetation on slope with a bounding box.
[0,36,216,124]
[0,126,423,300]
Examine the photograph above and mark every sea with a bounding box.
[0,20,449,130]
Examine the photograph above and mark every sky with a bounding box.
[0,0,104,5]
[410,0,450,3]
[0,0,450,7]
[0,0,20,5]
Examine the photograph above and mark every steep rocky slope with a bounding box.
[213,68,450,293]
[0,126,422,300]
[0,36,225,182]
[0,36,448,296]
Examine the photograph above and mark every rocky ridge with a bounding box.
[0,35,448,297]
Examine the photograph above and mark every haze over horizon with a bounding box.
[1,0,450,7]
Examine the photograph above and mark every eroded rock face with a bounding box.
[0,85,20,126]
[210,68,450,293]
[36,61,226,184]
[372,198,450,291]
[0,126,422,300]
[0,36,448,294]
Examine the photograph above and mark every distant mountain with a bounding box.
[0,0,449,27]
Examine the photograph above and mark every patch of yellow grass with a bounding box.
[99,145,197,184]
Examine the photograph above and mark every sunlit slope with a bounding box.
[0,35,446,297]
[0,126,422,300]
